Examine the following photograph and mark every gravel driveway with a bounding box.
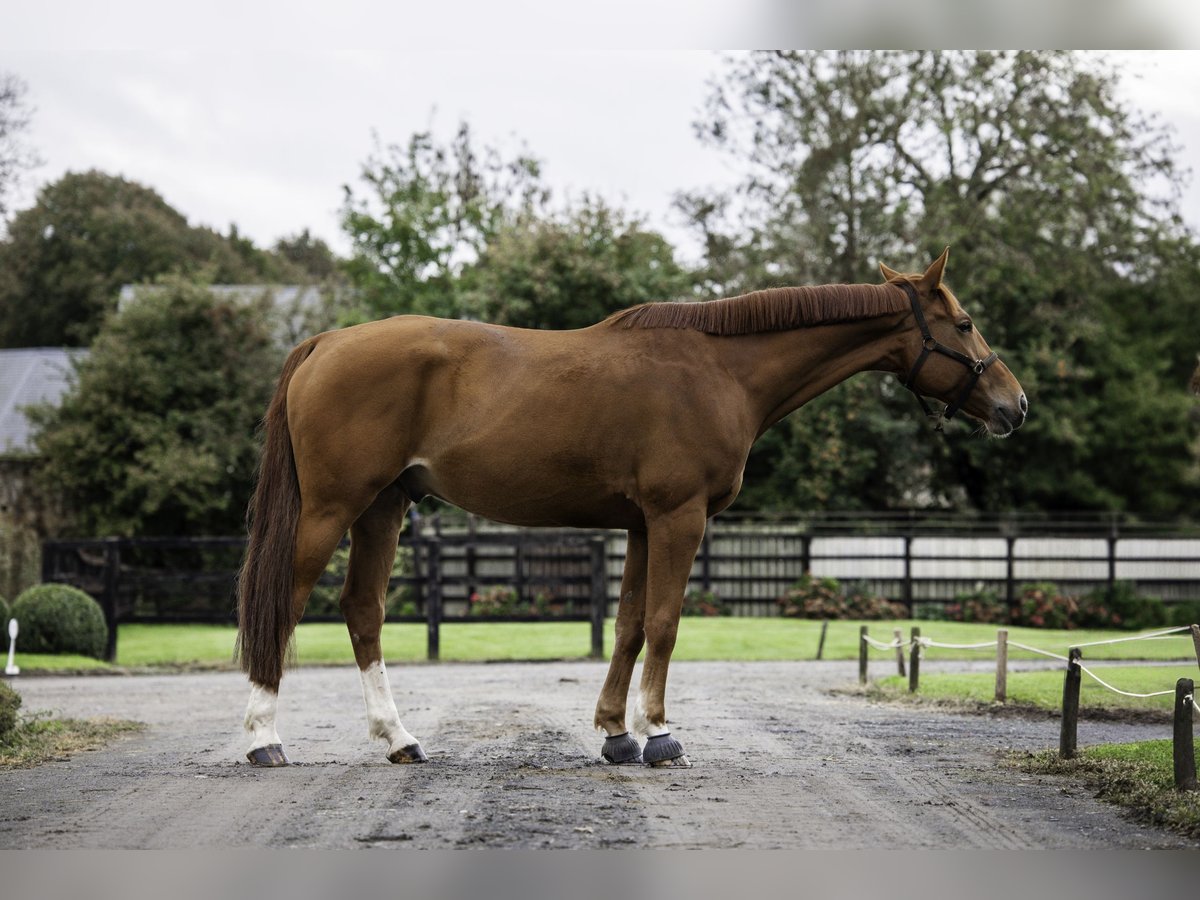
[1,660,1195,849]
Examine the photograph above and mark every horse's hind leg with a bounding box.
[340,484,427,764]
[593,529,647,764]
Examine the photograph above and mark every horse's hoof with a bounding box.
[643,733,690,767]
[246,743,290,767]
[601,731,644,765]
[389,742,429,764]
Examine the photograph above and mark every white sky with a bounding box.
[3,45,1199,266]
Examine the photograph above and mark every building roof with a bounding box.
[0,348,87,456]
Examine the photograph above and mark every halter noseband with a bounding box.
[897,280,998,432]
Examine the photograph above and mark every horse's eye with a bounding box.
[957,320,973,333]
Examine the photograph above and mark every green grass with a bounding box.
[1017,741,1200,838]
[877,666,1199,713]
[11,617,1198,672]
[0,715,145,768]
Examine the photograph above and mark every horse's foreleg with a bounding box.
[633,505,707,768]
[593,529,647,764]
[245,504,351,766]
[341,487,427,764]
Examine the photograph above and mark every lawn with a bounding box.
[11,617,1199,672]
[877,665,1199,713]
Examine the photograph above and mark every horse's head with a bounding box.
[881,249,1027,437]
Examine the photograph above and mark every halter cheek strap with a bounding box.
[897,281,998,432]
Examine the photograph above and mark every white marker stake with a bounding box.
[5,618,18,676]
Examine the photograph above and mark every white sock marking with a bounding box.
[244,683,282,751]
[359,660,418,754]
[633,690,669,738]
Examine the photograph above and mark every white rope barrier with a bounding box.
[1005,641,1071,663]
[916,638,999,651]
[1076,664,1177,698]
[861,634,904,651]
[1067,626,1192,649]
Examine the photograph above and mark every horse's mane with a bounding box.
[604,283,908,335]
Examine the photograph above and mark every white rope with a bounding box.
[917,638,999,651]
[1067,626,1192,649]
[1006,641,1071,662]
[1076,664,1176,698]
[860,634,904,651]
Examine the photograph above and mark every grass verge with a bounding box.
[0,714,144,768]
[1014,742,1200,839]
[11,618,1199,672]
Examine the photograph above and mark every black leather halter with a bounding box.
[897,280,998,432]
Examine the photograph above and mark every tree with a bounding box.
[690,51,1199,515]
[0,72,39,223]
[274,229,341,282]
[340,123,548,321]
[0,170,312,348]
[461,198,691,330]
[27,277,281,537]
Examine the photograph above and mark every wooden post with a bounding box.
[816,620,828,660]
[589,537,606,660]
[893,627,906,677]
[995,628,1008,702]
[102,539,120,663]
[908,626,920,693]
[425,538,441,661]
[1190,624,1200,671]
[1173,678,1197,791]
[902,536,914,615]
[1059,647,1082,759]
[858,625,868,684]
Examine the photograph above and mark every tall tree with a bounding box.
[689,51,1199,515]
[0,170,313,348]
[27,277,281,537]
[461,198,691,330]
[340,123,548,321]
[0,72,39,223]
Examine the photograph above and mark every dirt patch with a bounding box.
[0,660,1195,848]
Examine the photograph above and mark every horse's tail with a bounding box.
[236,336,319,687]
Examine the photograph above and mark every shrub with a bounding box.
[11,584,107,658]
[1167,600,1200,628]
[1009,582,1077,629]
[682,589,730,617]
[777,573,906,620]
[466,587,558,617]
[0,680,20,743]
[1078,582,1166,631]
[941,586,1007,624]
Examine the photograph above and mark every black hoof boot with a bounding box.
[388,742,429,764]
[643,733,691,768]
[246,743,290,767]
[601,731,643,765]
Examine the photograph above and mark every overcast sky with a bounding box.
[4,46,1199,265]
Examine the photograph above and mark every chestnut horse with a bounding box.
[236,249,1026,768]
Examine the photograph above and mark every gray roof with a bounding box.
[0,348,87,456]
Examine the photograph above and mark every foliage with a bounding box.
[0,170,322,348]
[682,589,730,617]
[688,51,1200,515]
[777,572,907,620]
[0,71,38,223]
[466,586,559,618]
[1078,582,1166,631]
[27,277,280,537]
[11,583,107,658]
[340,123,548,322]
[0,680,19,743]
[1009,582,1079,629]
[941,585,1007,624]
[0,593,9,626]
[461,197,691,329]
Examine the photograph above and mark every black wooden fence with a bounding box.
[40,512,1200,662]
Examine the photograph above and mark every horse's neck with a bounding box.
[723,316,907,436]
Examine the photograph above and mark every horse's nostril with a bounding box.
[1019,393,1028,415]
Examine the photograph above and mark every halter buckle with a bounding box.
[922,336,938,351]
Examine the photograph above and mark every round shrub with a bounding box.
[11,584,107,658]
[0,679,21,743]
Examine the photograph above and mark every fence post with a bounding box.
[908,626,920,693]
[700,530,712,594]
[1106,530,1117,594]
[102,538,120,663]
[858,625,868,684]
[1174,678,1197,791]
[893,627,906,677]
[589,537,606,660]
[816,620,828,660]
[1059,647,1082,759]
[995,628,1008,702]
[902,536,914,614]
[425,537,441,661]
[1190,624,1200,671]
[1005,536,1016,617]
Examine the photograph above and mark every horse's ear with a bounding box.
[879,262,902,282]
[920,247,949,290]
